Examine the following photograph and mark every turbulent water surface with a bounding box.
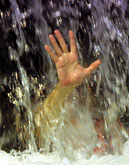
[1,140,129,165]
[0,0,129,162]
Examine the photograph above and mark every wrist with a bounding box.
[58,82,77,89]
[55,82,77,97]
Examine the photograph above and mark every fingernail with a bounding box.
[54,30,58,34]
[44,45,48,49]
[49,34,54,39]
[69,30,73,33]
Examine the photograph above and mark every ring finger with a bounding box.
[49,34,63,56]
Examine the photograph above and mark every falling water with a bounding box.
[0,0,129,162]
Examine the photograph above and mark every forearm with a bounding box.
[43,82,76,120]
[34,82,76,144]
[34,82,76,127]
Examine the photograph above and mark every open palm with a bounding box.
[44,30,101,86]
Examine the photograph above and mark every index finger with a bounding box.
[69,31,77,54]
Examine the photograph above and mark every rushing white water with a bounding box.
[1,0,129,162]
[0,140,129,165]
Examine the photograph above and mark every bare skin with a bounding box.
[43,29,102,129]
[36,31,124,154]
[44,30,101,87]
[34,30,101,148]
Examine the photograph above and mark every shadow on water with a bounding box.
[0,0,129,160]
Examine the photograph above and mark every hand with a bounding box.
[44,30,101,86]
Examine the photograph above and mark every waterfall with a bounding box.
[0,0,129,160]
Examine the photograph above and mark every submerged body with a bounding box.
[33,30,126,155]
[0,0,128,159]
[32,30,105,154]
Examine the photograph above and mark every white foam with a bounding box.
[1,140,129,165]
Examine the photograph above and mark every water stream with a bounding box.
[0,0,129,163]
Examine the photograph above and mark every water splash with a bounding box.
[0,0,129,160]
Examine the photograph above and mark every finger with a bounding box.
[44,45,58,63]
[84,60,101,77]
[69,31,77,54]
[49,34,63,56]
[54,30,68,53]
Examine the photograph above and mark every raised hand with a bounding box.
[44,30,101,86]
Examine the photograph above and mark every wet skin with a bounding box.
[44,30,101,87]
[34,30,101,150]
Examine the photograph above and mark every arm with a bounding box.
[34,83,76,145]
[34,30,101,143]
[43,30,101,120]
[43,83,76,119]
